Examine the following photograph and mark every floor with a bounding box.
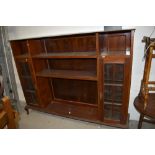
[18,108,155,129]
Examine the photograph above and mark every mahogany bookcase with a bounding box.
[10,29,134,128]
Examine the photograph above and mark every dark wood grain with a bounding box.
[32,52,97,58]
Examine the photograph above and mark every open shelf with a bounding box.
[52,78,98,105]
[32,52,97,59]
[36,69,97,81]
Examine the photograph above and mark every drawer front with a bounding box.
[50,101,98,121]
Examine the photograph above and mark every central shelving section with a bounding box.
[28,33,99,109]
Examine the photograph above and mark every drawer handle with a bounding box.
[69,111,71,115]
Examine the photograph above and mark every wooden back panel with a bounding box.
[45,34,96,53]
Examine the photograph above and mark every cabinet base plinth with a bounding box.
[25,104,129,129]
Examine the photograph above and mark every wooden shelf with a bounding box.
[104,83,123,87]
[36,69,97,81]
[15,54,30,59]
[32,52,97,59]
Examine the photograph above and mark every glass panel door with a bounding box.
[103,61,125,121]
[16,59,38,105]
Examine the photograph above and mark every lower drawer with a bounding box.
[49,101,99,121]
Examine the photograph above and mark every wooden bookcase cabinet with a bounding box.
[11,29,134,128]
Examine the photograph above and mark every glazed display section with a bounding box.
[11,29,134,128]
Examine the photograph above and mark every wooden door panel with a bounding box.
[100,32,131,54]
[102,57,130,123]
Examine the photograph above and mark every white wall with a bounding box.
[8,26,104,40]
[8,26,155,121]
